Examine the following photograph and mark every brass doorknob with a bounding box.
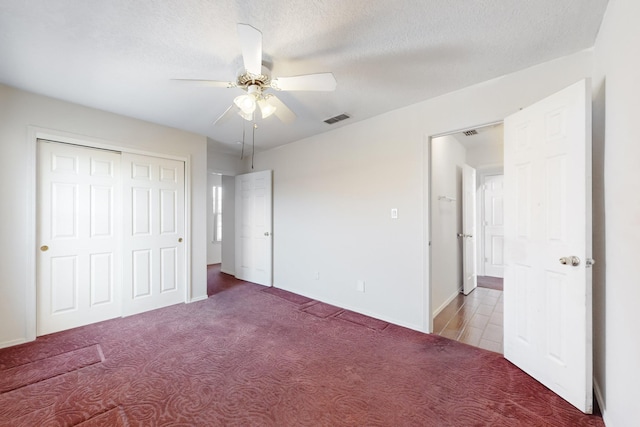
[178,238,183,243]
[40,245,49,252]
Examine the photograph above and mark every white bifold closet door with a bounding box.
[37,141,186,335]
[121,153,185,316]
[37,141,123,335]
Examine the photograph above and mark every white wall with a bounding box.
[250,49,593,332]
[592,0,640,424]
[206,172,222,265]
[0,84,208,348]
[221,175,236,275]
[464,140,504,168]
[430,135,466,314]
[207,143,244,176]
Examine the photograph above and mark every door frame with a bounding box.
[26,126,193,342]
[426,120,503,331]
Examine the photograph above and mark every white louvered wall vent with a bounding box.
[324,113,350,125]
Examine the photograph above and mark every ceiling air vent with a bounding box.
[463,129,478,136]
[324,113,350,125]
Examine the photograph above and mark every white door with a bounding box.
[503,79,592,413]
[122,153,186,316]
[483,174,504,278]
[462,164,477,295]
[235,170,272,286]
[37,141,122,335]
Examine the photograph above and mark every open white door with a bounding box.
[503,79,592,413]
[462,164,477,295]
[235,170,272,286]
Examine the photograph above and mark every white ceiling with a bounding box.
[0,1,608,154]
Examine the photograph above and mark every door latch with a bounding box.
[559,256,580,266]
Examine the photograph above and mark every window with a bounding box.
[212,185,222,242]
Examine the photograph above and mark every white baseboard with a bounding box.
[593,379,610,426]
[0,337,30,350]
[189,295,208,303]
[433,287,463,318]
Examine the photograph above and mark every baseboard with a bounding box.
[593,379,610,426]
[272,283,426,333]
[433,287,463,318]
[220,268,235,276]
[0,337,30,350]
[189,295,208,303]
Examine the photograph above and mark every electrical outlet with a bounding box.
[391,208,398,219]
[314,271,320,280]
[356,280,365,293]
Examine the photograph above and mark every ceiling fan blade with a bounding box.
[265,95,296,124]
[271,72,337,91]
[171,79,234,88]
[237,23,263,76]
[214,104,239,126]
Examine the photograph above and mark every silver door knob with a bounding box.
[264,232,270,236]
[559,256,580,266]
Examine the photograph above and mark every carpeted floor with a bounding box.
[207,263,247,296]
[0,279,603,426]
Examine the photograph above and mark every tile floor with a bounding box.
[434,284,503,353]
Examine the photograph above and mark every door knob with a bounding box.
[178,238,183,243]
[264,232,270,237]
[559,256,580,266]
[40,245,49,252]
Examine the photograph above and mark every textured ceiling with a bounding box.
[0,0,608,153]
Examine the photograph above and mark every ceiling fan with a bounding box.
[174,23,337,125]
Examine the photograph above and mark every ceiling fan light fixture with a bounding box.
[234,94,256,115]
[237,108,254,121]
[257,98,276,119]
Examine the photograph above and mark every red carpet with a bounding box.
[0,280,603,426]
[207,263,246,296]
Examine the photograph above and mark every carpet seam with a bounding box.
[0,343,103,371]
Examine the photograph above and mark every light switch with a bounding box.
[391,208,398,219]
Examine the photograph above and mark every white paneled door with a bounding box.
[122,153,185,316]
[504,79,592,413]
[462,164,478,295]
[483,174,504,278]
[235,170,272,286]
[37,141,122,335]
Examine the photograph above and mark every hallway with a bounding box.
[434,277,503,353]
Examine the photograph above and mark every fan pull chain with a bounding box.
[240,120,245,160]
[252,123,257,169]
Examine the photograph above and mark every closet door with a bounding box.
[37,141,122,335]
[122,153,186,316]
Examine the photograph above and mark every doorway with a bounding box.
[429,123,504,352]
[206,172,237,294]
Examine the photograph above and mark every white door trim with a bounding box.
[425,121,503,332]
[26,126,193,341]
